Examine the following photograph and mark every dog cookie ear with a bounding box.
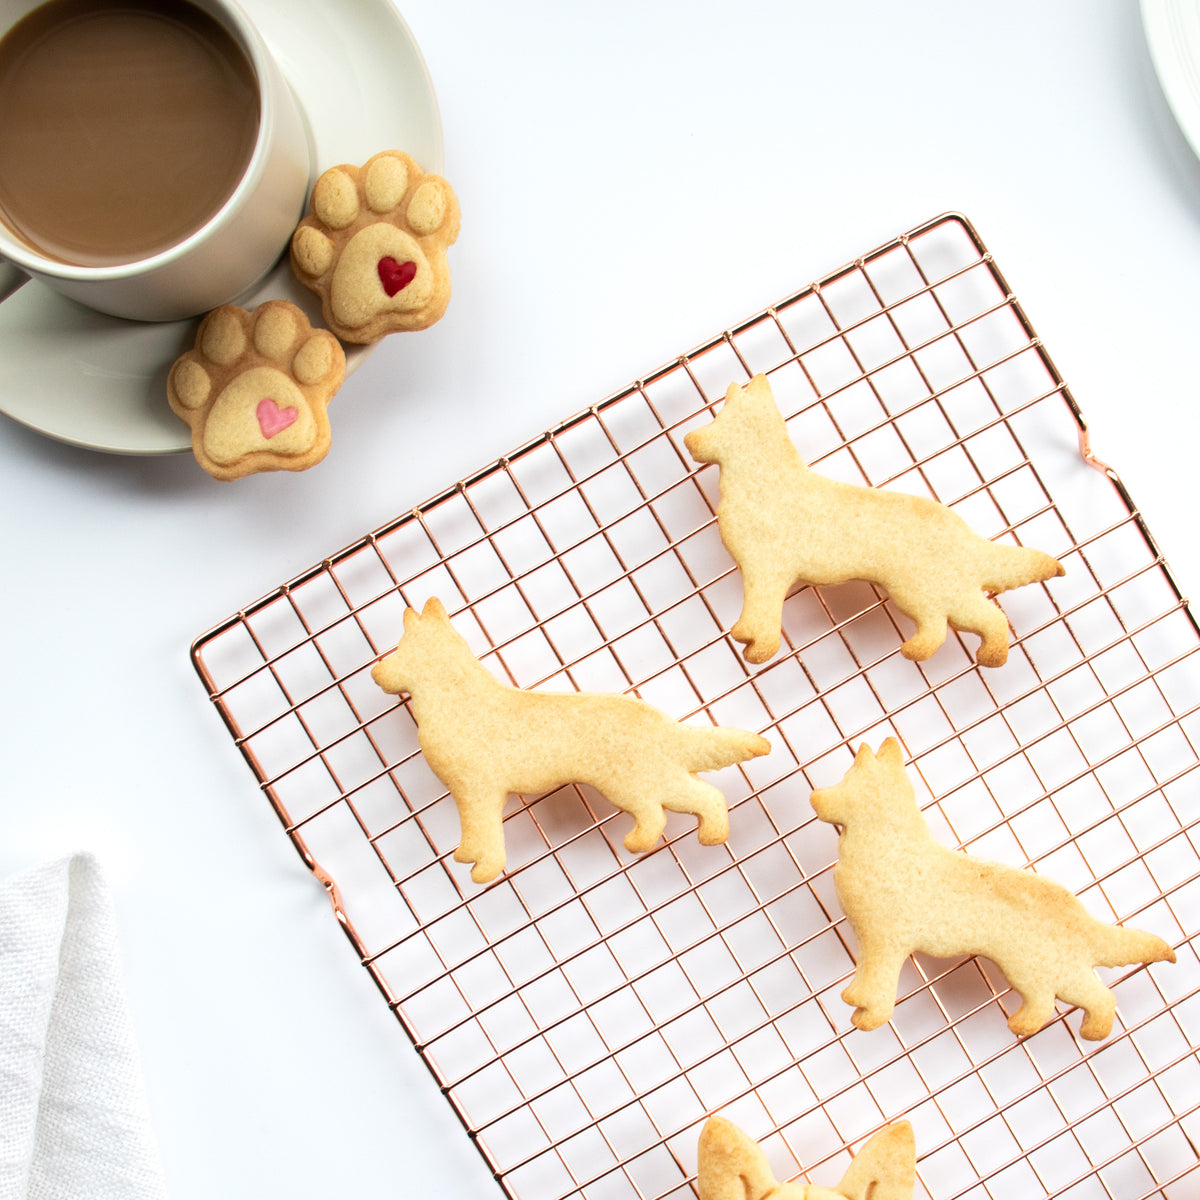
[746,373,772,400]
[853,742,877,768]
[422,595,449,619]
[696,1116,779,1200]
[878,738,905,769]
[402,605,420,631]
[834,1122,916,1200]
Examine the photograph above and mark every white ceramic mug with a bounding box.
[0,0,310,322]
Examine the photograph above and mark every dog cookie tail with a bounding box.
[678,726,771,773]
[978,542,1065,593]
[836,1121,916,1200]
[1091,921,1176,969]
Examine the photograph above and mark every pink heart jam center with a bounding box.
[257,397,297,439]
[378,256,417,297]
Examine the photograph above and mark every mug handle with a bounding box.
[0,257,30,303]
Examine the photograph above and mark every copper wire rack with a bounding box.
[191,213,1199,1200]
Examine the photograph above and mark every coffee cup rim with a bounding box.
[0,0,280,284]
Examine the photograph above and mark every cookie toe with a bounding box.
[364,152,410,213]
[253,300,300,357]
[201,306,247,365]
[406,179,449,235]
[293,331,340,386]
[312,167,359,229]
[170,358,211,410]
[292,225,334,278]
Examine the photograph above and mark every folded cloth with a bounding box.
[0,854,166,1200]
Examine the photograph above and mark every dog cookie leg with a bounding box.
[730,560,793,664]
[451,785,510,883]
[948,593,1011,668]
[1005,984,1058,1039]
[659,776,730,847]
[1060,971,1118,1041]
[602,785,669,855]
[842,943,906,1030]
[892,597,949,663]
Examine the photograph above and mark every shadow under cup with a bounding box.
[0,0,311,322]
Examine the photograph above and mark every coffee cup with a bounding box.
[0,0,310,322]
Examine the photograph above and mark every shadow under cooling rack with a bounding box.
[192,213,1200,1200]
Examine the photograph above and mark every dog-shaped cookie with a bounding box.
[371,598,770,883]
[810,739,1176,1040]
[697,1114,915,1200]
[683,374,1064,666]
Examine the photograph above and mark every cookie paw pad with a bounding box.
[167,300,346,481]
[290,150,460,344]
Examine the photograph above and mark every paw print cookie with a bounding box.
[290,150,460,344]
[167,300,346,481]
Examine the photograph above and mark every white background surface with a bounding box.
[2,1,1199,1196]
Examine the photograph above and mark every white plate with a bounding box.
[0,0,443,456]
[1142,0,1200,162]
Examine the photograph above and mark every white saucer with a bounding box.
[1142,0,1200,163]
[0,0,443,456]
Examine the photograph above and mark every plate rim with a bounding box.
[1141,0,1200,162]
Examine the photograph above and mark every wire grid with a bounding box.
[192,213,1200,1200]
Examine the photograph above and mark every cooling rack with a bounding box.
[192,213,1199,1200]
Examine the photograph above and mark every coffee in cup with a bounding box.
[0,0,310,321]
[0,0,260,267]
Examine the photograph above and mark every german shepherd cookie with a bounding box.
[811,739,1176,1041]
[684,373,1065,667]
[371,597,771,884]
[698,1114,915,1200]
[290,150,460,344]
[168,300,345,481]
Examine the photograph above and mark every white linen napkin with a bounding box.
[0,853,166,1200]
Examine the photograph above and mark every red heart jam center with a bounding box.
[257,397,298,439]
[378,256,417,297]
